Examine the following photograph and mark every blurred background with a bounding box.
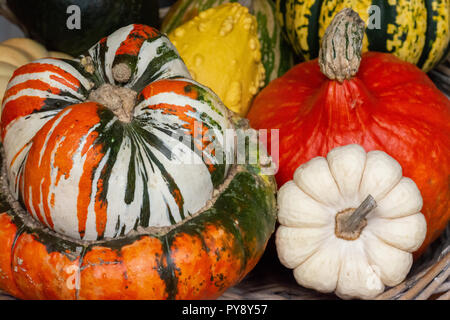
[0,15,23,41]
[0,0,177,41]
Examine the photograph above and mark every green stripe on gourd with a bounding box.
[418,0,450,70]
[365,0,393,54]
[276,0,450,72]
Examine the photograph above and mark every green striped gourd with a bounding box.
[276,0,450,72]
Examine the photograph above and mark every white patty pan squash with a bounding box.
[276,144,427,300]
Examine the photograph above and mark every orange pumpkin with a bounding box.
[247,9,450,257]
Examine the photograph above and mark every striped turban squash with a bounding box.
[0,24,277,299]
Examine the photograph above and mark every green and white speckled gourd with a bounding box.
[276,0,450,72]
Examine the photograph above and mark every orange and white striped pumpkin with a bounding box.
[1,24,233,241]
[0,24,277,300]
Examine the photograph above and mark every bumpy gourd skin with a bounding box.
[162,0,294,86]
[169,3,266,116]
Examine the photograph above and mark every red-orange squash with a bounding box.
[247,9,450,257]
[0,24,277,299]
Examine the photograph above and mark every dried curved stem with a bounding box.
[318,8,365,82]
[88,84,137,123]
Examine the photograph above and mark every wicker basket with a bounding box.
[219,225,450,300]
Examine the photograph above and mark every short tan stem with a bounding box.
[112,63,132,84]
[342,195,376,232]
[81,56,95,74]
[88,84,137,123]
[335,194,377,240]
[318,8,365,82]
[86,62,135,122]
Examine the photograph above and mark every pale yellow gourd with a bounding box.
[168,3,265,116]
[48,51,73,59]
[0,38,72,104]
[2,38,48,60]
[0,44,32,67]
[0,62,16,77]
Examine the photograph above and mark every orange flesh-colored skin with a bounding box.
[21,103,106,238]
[118,236,168,300]
[115,25,159,56]
[78,237,168,300]
[200,224,244,295]
[78,246,129,300]
[171,232,216,299]
[1,63,81,140]
[0,211,258,299]
[11,233,79,300]
[0,214,24,299]
[0,213,81,300]
[75,105,105,238]
[170,224,243,299]
[247,52,450,256]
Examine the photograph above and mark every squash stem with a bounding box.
[342,195,377,232]
[335,194,377,240]
[88,84,137,123]
[112,63,132,84]
[318,8,365,82]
